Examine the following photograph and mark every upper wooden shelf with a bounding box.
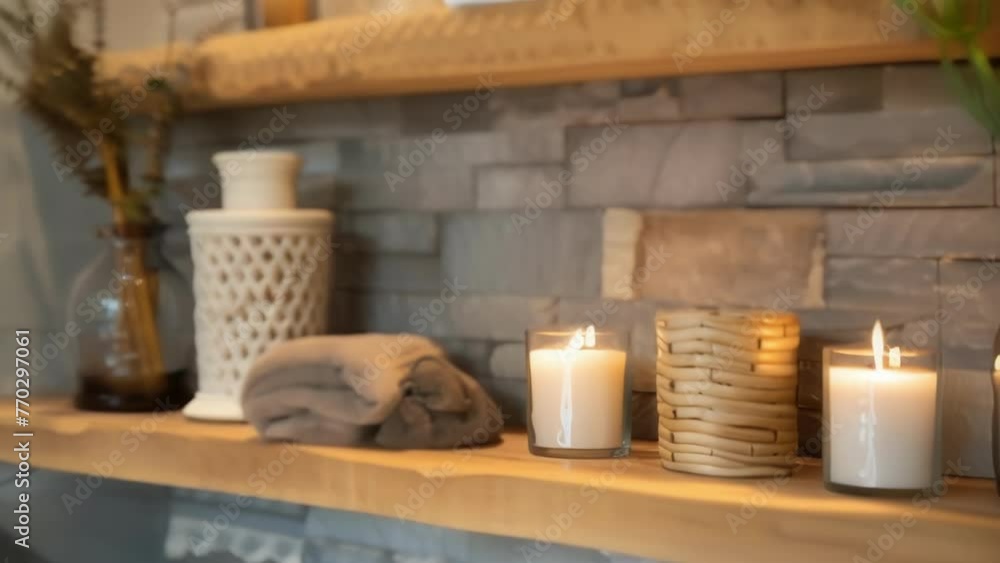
[5,398,1000,562]
[102,0,1000,112]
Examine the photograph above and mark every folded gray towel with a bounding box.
[241,333,503,449]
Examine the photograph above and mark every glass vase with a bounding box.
[526,326,631,458]
[69,227,194,412]
[823,345,940,496]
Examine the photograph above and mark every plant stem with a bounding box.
[99,141,165,388]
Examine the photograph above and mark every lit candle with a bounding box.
[527,326,629,456]
[825,321,938,492]
[992,355,1000,496]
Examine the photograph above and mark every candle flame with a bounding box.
[872,320,885,371]
[888,346,901,369]
[584,325,596,348]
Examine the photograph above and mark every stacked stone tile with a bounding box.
[656,309,800,477]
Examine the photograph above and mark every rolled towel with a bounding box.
[242,333,504,449]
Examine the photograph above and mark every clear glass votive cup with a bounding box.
[526,327,631,459]
[823,346,940,496]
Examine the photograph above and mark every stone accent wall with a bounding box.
[157,63,999,480]
[6,61,998,563]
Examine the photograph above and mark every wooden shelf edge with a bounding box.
[99,0,1000,112]
[4,399,1000,562]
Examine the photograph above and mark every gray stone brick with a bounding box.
[475,164,565,210]
[940,368,994,479]
[456,129,566,165]
[939,260,1000,370]
[785,67,882,114]
[337,136,476,211]
[749,156,994,207]
[631,392,658,441]
[479,377,527,429]
[618,78,682,122]
[168,139,339,178]
[335,254,443,293]
[175,99,401,145]
[825,258,938,312]
[602,209,643,300]
[797,408,823,458]
[678,72,783,118]
[328,137,422,210]
[304,538,392,563]
[437,339,493,380]
[489,81,625,128]
[882,64,958,111]
[358,292,558,341]
[337,213,437,254]
[633,211,825,308]
[557,299,657,392]
[400,90,497,135]
[488,343,526,379]
[567,121,774,208]
[334,129,562,211]
[440,211,602,297]
[826,209,1000,258]
[795,309,939,410]
[787,107,992,161]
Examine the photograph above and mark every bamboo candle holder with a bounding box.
[656,309,800,478]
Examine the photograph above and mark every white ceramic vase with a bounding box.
[183,151,333,421]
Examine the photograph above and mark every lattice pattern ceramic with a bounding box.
[185,210,333,421]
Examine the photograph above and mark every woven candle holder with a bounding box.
[656,309,800,478]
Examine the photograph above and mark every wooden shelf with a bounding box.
[101,0,1000,111]
[5,398,1000,562]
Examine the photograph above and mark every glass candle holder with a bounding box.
[526,326,631,459]
[823,329,940,496]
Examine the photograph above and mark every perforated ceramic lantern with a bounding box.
[183,151,333,421]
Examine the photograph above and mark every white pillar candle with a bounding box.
[827,322,938,490]
[529,327,627,450]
